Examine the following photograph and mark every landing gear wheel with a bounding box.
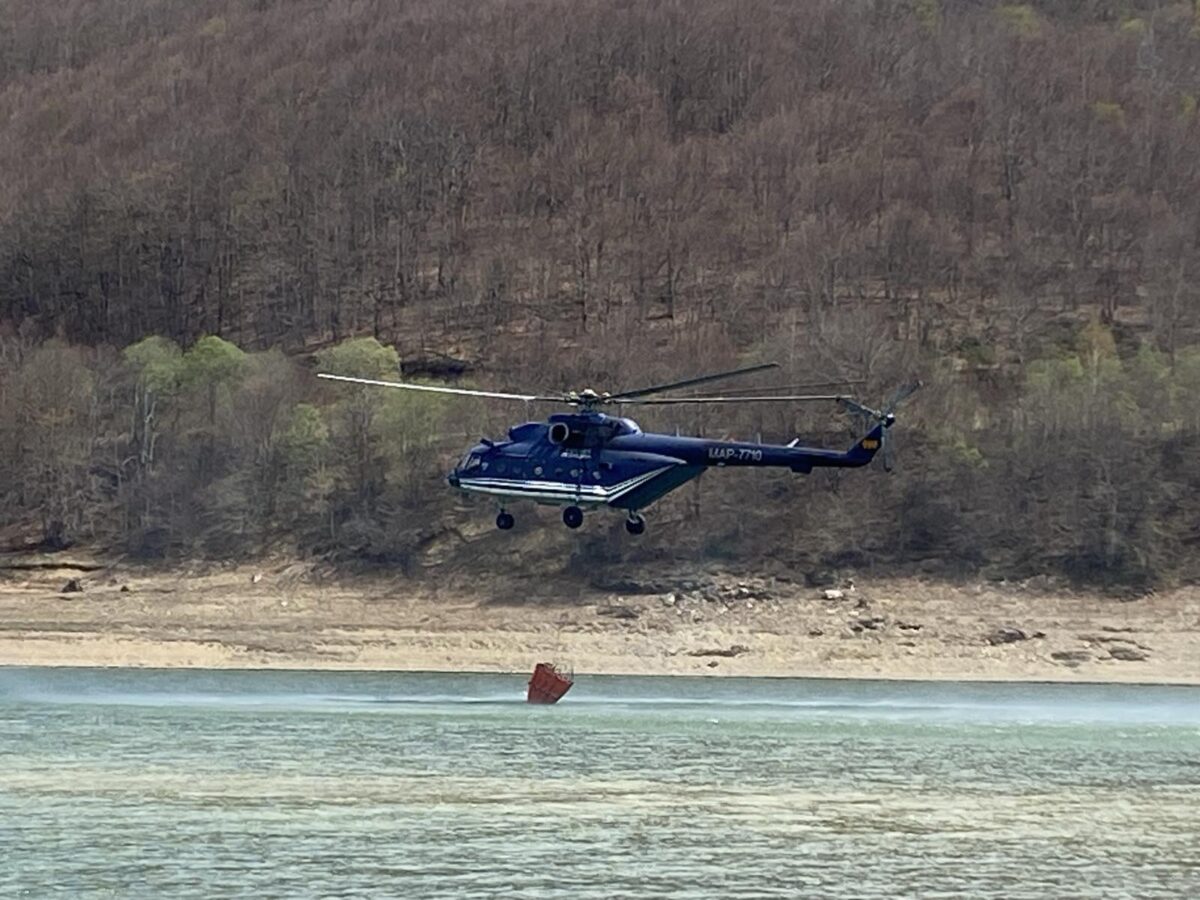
[562,506,584,529]
[625,513,646,536]
[496,511,515,531]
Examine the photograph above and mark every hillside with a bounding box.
[2,0,1200,589]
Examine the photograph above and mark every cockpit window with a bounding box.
[459,452,482,470]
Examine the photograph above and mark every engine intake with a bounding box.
[548,422,571,445]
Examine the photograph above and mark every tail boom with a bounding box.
[787,423,885,473]
[611,424,887,474]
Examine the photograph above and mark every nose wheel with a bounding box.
[562,506,584,529]
[496,511,515,531]
[625,513,646,536]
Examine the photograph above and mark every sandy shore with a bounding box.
[1,558,1198,684]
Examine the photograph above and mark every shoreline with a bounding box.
[2,560,1199,685]
[3,652,1200,687]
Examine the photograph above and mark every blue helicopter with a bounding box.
[317,363,917,535]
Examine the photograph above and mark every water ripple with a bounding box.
[1,669,1198,898]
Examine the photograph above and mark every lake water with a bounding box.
[1,669,1198,899]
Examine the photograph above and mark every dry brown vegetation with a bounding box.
[2,0,1200,590]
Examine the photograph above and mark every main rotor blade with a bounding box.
[607,362,780,401]
[884,380,922,413]
[317,373,557,403]
[685,378,866,398]
[620,393,850,406]
[838,397,883,419]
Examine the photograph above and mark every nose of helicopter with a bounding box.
[447,471,461,488]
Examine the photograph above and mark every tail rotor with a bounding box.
[839,381,921,472]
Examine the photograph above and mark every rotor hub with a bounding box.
[568,387,612,409]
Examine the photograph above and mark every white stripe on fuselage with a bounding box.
[456,466,670,506]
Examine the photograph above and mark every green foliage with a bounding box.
[1026,355,1084,393]
[1005,324,1200,587]
[943,433,987,469]
[1126,345,1170,432]
[373,387,450,500]
[9,319,1200,588]
[315,338,399,380]
[1075,321,1122,383]
[955,337,996,369]
[1175,346,1200,388]
[1023,324,1148,435]
[913,0,941,33]
[173,335,249,435]
[123,336,183,395]
[1172,347,1200,432]
[374,389,449,452]
[1091,101,1125,126]
[278,404,329,471]
[199,16,227,38]
[182,335,247,390]
[996,4,1040,36]
[275,403,336,540]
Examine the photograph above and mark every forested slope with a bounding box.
[2,0,1200,589]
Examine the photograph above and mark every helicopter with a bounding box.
[317,363,918,535]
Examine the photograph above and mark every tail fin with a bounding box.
[787,422,887,473]
[843,422,886,466]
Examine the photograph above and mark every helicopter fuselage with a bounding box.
[446,411,884,512]
[316,366,914,533]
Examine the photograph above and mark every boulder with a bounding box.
[1107,645,1149,662]
[688,644,750,658]
[805,569,838,588]
[1051,650,1091,665]
[987,626,1027,645]
[60,578,83,594]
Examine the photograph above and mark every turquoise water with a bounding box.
[2,670,1199,899]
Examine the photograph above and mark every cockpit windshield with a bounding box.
[458,452,482,471]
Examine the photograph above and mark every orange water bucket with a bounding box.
[526,662,573,704]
